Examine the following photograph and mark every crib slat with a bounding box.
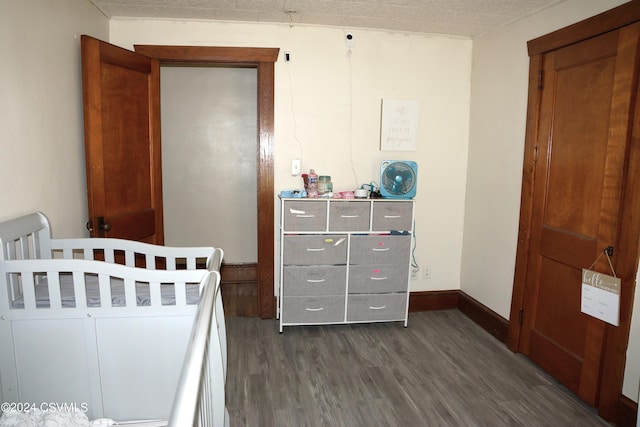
[21,273,36,310]
[6,242,16,260]
[125,250,135,267]
[47,272,62,309]
[149,281,162,306]
[6,272,20,303]
[146,253,155,270]
[6,273,17,305]
[31,231,41,259]
[175,282,187,306]
[73,271,88,308]
[104,249,115,263]
[19,236,30,259]
[99,273,113,308]
[123,277,136,307]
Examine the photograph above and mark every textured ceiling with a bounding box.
[89,0,566,37]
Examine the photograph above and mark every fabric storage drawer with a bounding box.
[372,202,413,231]
[349,235,411,265]
[283,266,346,296]
[329,201,371,231]
[283,201,327,231]
[282,295,345,324]
[347,293,407,322]
[348,264,408,293]
[283,235,348,265]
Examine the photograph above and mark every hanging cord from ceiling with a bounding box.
[285,22,304,162]
[286,60,304,161]
[347,46,359,187]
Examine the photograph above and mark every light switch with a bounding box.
[291,159,301,176]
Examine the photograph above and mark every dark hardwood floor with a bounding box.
[226,310,611,427]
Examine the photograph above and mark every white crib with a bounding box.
[0,212,224,422]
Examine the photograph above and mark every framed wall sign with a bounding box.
[380,99,419,151]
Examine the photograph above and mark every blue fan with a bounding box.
[380,160,418,199]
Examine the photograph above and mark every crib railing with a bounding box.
[50,238,216,270]
[168,270,226,427]
[0,212,220,271]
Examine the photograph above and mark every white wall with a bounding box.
[0,0,108,236]
[109,20,473,293]
[462,0,638,402]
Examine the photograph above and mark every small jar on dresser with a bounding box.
[277,197,414,332]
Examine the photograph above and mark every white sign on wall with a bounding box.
[581,269,620,326]
[380,99,419,151]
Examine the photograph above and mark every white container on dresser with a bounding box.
[278,197,414,332]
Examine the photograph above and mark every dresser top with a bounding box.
[279,197,414,202]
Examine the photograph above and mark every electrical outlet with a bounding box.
[411,267,418,280]
[422,266,431,279]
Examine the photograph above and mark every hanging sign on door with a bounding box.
[581,269,620,326]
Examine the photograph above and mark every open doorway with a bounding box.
[135,45,279,319]
[161,66,258,267]
[161,65,258,316]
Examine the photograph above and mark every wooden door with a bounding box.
[81,35,164,243]
[512,22,640,407]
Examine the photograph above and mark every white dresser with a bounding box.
[278,197,414,332]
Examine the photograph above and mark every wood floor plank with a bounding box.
[225,310,610,426]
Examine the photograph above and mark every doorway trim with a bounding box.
[134,45,279,319]
[507,2,640,422]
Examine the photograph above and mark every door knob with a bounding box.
[98,216,111,232]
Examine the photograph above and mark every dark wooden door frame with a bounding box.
[508,1,640,422]
[134,45,279,319]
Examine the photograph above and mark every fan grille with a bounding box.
[380,161,417,198]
